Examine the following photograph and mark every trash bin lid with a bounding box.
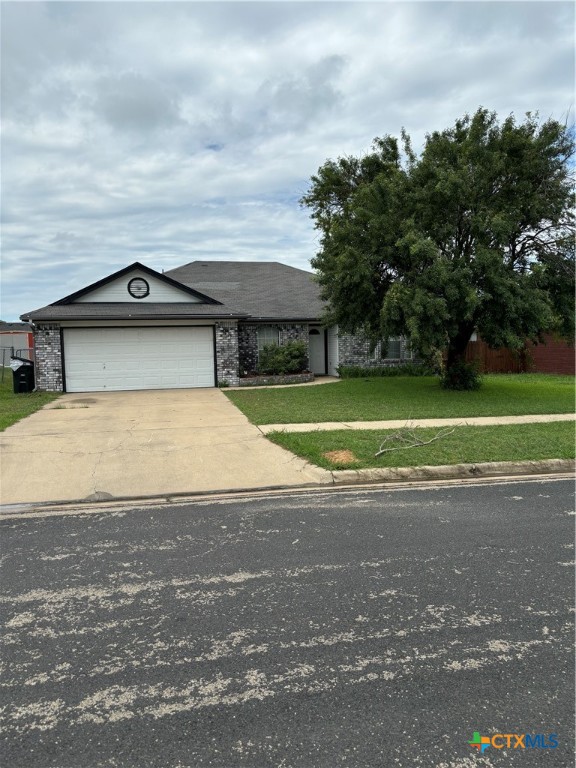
[9,360,24,371]
[10,356,33,367]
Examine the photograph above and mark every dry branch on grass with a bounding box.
[375,425,457,457]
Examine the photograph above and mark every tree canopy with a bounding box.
[301,108,574,387]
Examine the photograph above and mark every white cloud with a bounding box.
[1,1,574,319]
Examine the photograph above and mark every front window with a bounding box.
[373,337,413,360]
[257,326,279,352]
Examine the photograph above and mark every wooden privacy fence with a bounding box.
[465,341,525,373]
[465,336,575,375]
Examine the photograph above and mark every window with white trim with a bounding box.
[257,326,279,351]
[373,337,413,360]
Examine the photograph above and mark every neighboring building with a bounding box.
[21,261,410,393]
[0,321,34,366]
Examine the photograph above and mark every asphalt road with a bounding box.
[1,478,574,768]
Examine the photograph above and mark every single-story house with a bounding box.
[0,321,34,366]
[21,261,413,392]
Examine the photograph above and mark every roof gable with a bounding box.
[21,260,325,323]
[53,262,221,305]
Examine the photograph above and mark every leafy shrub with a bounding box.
[257,341,308,375]
[440,360,482,390]
[338,362,434,378]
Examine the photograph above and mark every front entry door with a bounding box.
[308,329,326,375]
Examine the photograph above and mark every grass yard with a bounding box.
[0,368,60,431]
[268,421,576,470]
[225,374,575,424]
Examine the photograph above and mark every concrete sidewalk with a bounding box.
[258,413,575,434]
[228,376,340,390]
[0,390,329,506]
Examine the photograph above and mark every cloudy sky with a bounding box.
[1,1,574,320]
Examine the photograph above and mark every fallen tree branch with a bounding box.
[375,425,457,457]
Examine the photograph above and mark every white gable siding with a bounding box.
[76,270,202,303]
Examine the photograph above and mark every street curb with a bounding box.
[1,460,572,517]
[328,459,575,485]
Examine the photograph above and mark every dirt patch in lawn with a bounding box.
[322,449,359,465]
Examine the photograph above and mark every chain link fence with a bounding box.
[1,347,35,383]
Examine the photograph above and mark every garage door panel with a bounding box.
[66,360,102,372]
[64,327,215,392]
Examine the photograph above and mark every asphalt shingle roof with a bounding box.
[21,261,325,322]
[166,261,324,320]
[0,321,33,332]
[21,303,247,322]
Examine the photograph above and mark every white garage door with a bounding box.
[63,327,215,392]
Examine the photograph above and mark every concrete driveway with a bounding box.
[0,389,328,506]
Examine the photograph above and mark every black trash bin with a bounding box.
[11,357,35,394]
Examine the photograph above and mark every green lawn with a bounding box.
[268,421,576,470]
[226,374,575,424]
[0,368,60,431]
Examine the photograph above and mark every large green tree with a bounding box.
[301,108,574,387]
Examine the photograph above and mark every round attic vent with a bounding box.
[127,277,150,299]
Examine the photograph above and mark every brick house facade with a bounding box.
[23,261,410,393]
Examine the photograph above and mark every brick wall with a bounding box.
[278,324,308,346]
[238,325,258,375]
[338,334,413,368]
[215,322,240,386]
[34,325,64,391]
[238,323,310,375]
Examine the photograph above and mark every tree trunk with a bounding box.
[447,323,475,366]
[446,338,469,371]
[443,324,478,389]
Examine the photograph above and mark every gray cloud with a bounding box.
[93,72,183,133]
[257,55,347,131]
[1,1,573,319]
